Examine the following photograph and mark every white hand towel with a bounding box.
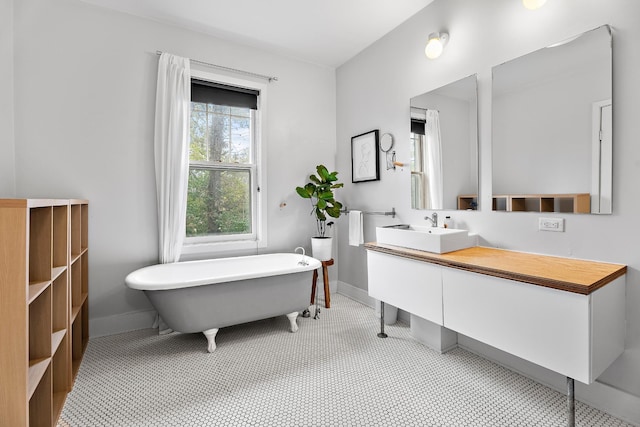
[348,210,364,246]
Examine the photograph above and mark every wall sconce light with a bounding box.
[522,0,547,10]
[425,32,449,59]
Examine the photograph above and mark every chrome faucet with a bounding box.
[424,212,438,227]
[294,246,308,266]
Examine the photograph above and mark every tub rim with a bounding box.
[125,252,321,291]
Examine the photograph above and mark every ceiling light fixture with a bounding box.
[522,0,547,10]
[425,32,449,60]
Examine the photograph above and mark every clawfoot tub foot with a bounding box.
[286,311,299,333]
[203,328,219,353]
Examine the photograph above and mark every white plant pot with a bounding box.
[311,237,333,261]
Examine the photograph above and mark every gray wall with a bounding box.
[493,63,607,194]
[11,0,336,334]
[336,0,640,421]
[0,0,15,196]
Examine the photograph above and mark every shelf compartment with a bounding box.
[70,204,81,258]
[541,197,555,212]
[52,333,70,416]
[51,330,66,354]
[28,363,52,427]
[457,195,478,210]
[81,204,88,250]
[70,260,82,308]
[52,270,68,334]
[81,302,89,352]
[492,195,508,211]
[52,205,68,269]
[70,253,81,265]
[51,266,66,282]
[71,305,81,323]
[71,357,83,381]
[71,315,86,379]
[29,207,52,284]
[28,281,50,305]
[52,391,67,425]
[29,286,52,361]
[27,358,51,400]
[81,252,88,297]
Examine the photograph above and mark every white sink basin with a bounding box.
[376,224,476,254]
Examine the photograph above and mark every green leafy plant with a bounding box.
[296,165,344,237]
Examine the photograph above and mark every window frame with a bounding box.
[182,69,267,256]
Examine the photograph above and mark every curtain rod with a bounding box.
[156,51,278,82]
[411,106,439,112]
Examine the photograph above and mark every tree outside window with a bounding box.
[187,102,254,238]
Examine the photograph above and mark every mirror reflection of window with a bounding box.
[410,110,426,209]
[410,110,444,210]
[409,74,479,211]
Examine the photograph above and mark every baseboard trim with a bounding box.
[337,280,376,307]
[90,309,156,338]
[336,280,411,323]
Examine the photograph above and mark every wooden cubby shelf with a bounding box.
[457,195,478,210]
[458,193,590,213]
[491,193,590,213]
[1,199,89,426]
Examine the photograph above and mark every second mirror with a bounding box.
[410,74,479,211]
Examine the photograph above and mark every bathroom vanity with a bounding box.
[366,243,626,425]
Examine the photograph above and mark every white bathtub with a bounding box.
[125,253,320,352]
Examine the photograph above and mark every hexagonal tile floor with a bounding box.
[58,294,633,426]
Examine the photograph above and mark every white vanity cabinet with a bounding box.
[365,244,626,386]
[442,268,625,384]
[367,251,443,325]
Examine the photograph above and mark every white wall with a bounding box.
[493,64,607,194]
[0,0,15,196]
[336,0,640,422]
[13,0,336,333]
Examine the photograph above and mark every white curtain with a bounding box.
[154,53,191,264]
[153,53,190,334]
[425,109,443,209]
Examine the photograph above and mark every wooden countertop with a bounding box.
[364,243,626,295]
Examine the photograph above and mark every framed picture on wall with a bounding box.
[351,130,380,183]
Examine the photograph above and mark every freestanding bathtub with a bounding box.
[125,253,321,352]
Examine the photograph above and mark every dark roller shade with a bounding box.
[411,119,425,135]
[191,79,259,110]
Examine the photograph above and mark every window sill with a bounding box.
[181,239,266,259]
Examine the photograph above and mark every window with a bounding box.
[410,119,425,209]
[183,71,266,254]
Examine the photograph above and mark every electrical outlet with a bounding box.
[538,217,564,232]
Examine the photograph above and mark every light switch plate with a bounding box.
[539,217,564,232]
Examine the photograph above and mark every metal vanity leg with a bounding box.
[567,377,575,427]
[377,301,388,338]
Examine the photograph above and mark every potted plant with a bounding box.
[296,165,344,261]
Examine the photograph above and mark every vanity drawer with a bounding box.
[442,268,625,384]
[368,251,443,325]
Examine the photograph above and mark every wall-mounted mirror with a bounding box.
[410,74,479,211]
[492,25,612,214]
